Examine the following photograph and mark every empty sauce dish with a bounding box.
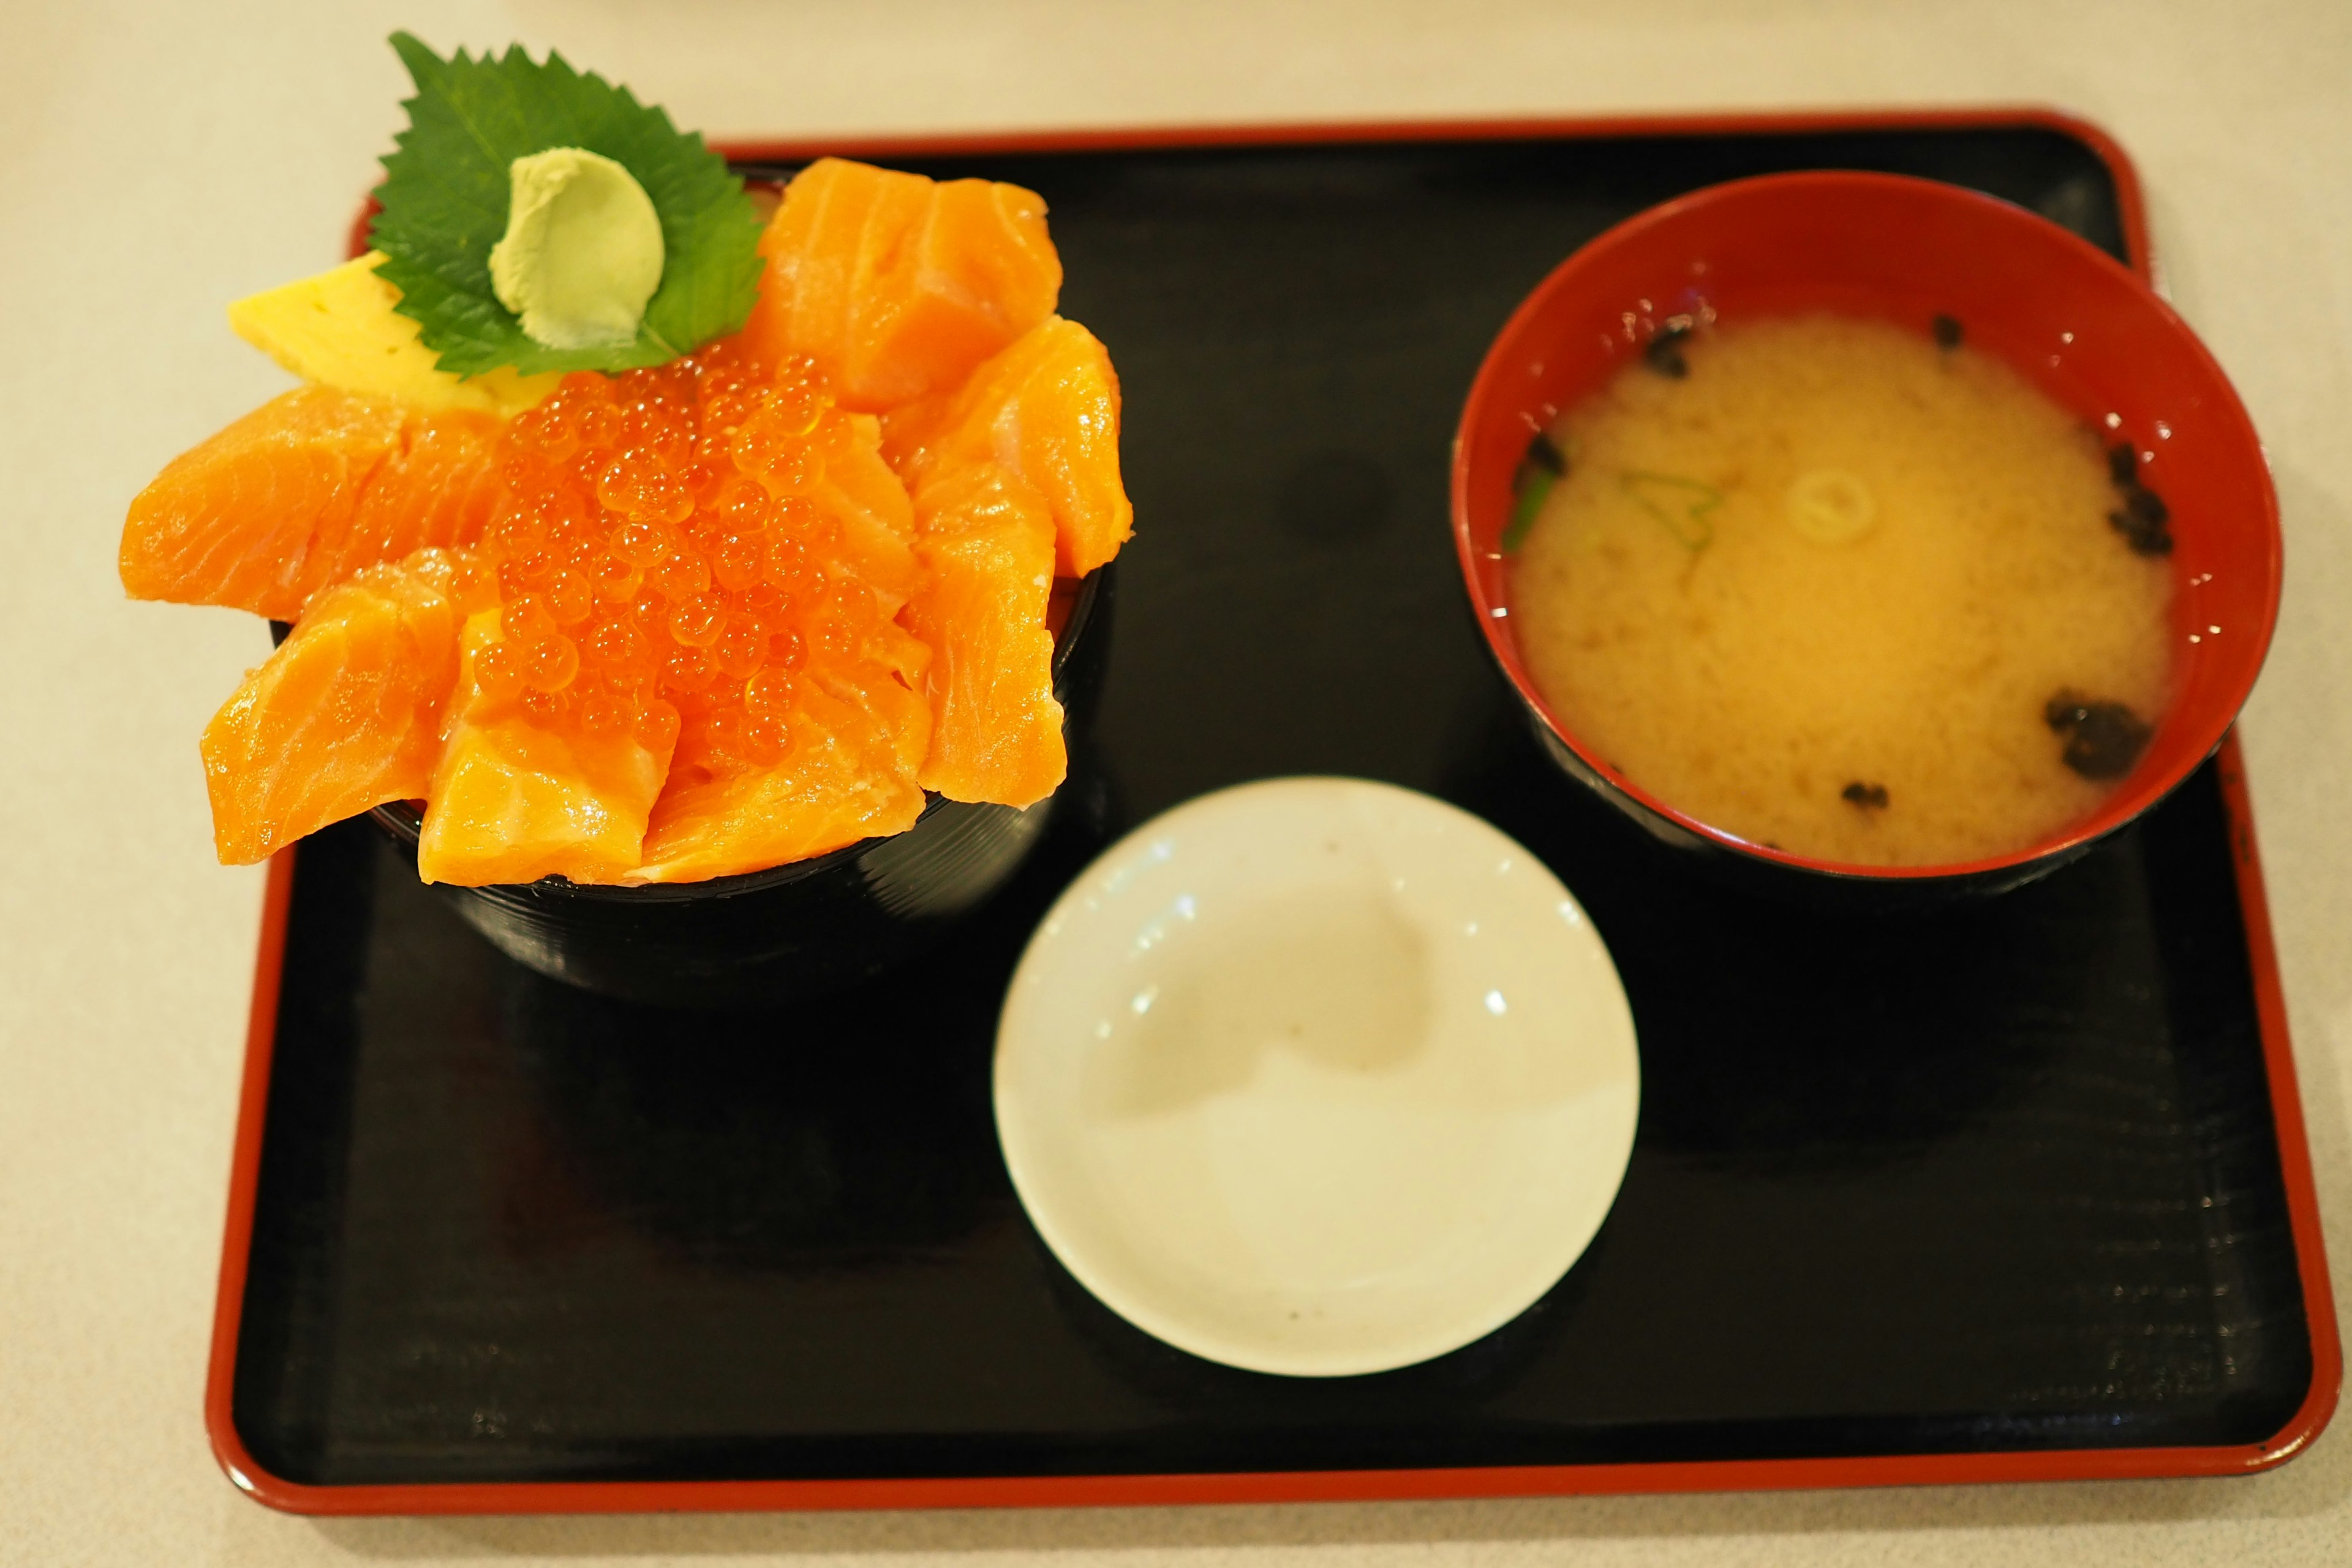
[995,777,1640,1377]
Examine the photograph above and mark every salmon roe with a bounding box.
[477,344,885,779]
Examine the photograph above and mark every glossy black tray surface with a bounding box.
[228,121,2319,1492]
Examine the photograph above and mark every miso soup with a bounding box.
[1509,314,2173,867]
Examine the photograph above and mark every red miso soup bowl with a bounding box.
[1453,170,2281,904]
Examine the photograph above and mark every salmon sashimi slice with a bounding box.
[902,462,1065,807]
[861,176,1062,407]
[200,546,492,865]
[630,627,933,884]
[743,157,928,409]
[416,610,676,886]
[341,409,507,592]
[813,411,919,611]
[742,157,1061,412]
[122,386,505,621]
[879,317,1131,578]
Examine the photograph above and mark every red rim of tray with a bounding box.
[214,105,2337,1515]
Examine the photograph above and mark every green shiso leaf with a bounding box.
[368,31,764,377]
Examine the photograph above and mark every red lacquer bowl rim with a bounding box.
[1451,167,2285,883]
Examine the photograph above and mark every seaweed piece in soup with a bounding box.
[1501,430,1569,553]
[1644,321,1693,379]
[2109,484,2173,557]
[2045,692,2153,780]
[2103,440,2174,555]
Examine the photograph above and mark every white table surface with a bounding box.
[6,1,2349,1562]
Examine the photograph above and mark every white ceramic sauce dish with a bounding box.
[994,777,1640,1377]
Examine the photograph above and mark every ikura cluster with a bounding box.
[472,346,895,783]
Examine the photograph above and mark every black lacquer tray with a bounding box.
[208,110,2337,1513]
